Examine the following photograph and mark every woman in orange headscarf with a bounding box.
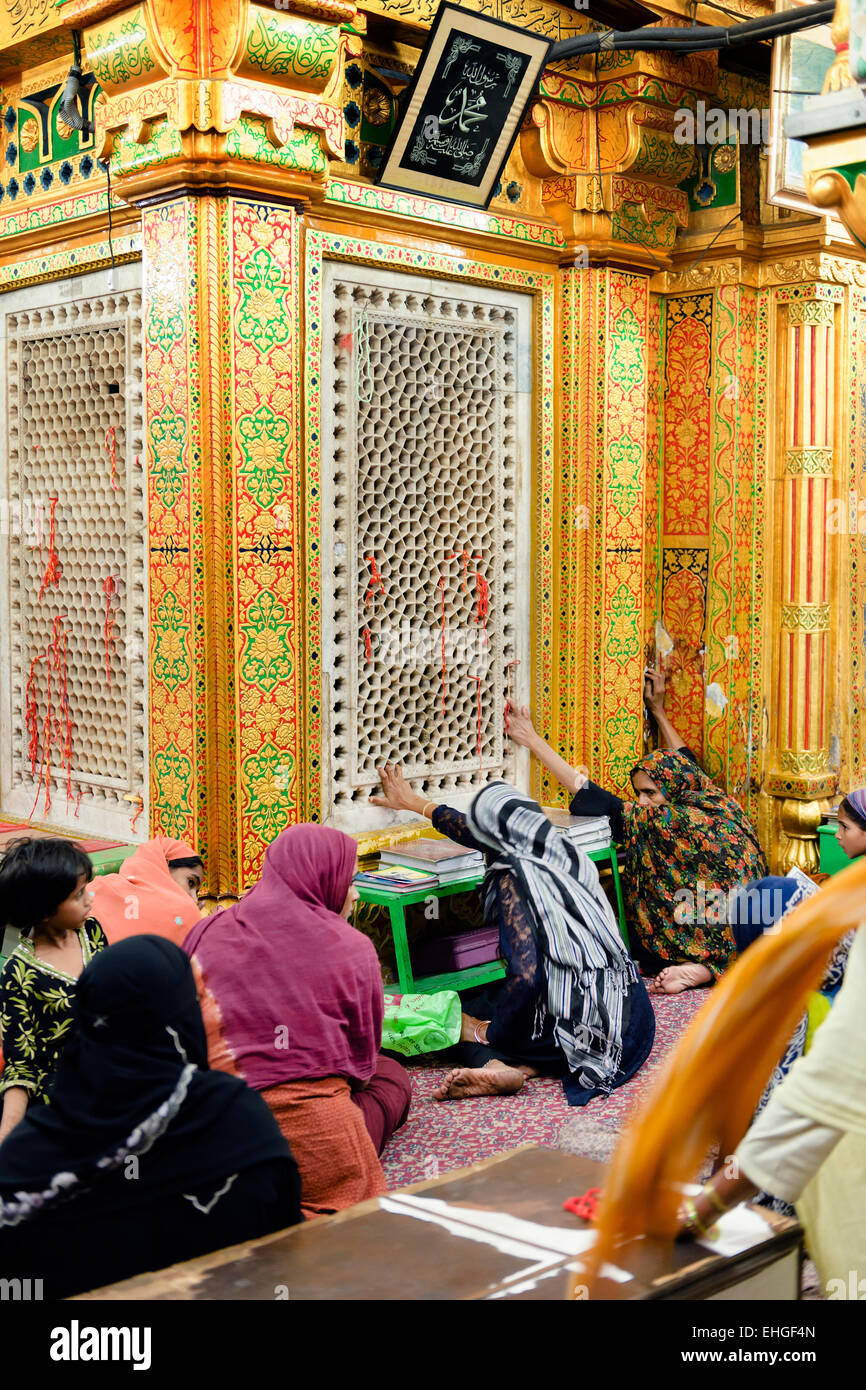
[90,837,204,946]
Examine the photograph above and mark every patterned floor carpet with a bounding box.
[381,988,707,1188]
[380,987,825,1299]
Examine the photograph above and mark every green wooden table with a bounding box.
[355,844,627,995]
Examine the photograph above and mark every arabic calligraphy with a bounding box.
[439,80,489,132]
[378,10,552,205]
[7,0,53,41]
[403,31,531,188]
[496,52,524,100]
[442,36,480,79]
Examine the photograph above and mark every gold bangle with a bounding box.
[681,1197,710,1236]
[703,1184,728,1216]
[422,800,436,818]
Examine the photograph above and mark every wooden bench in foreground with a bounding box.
[72,1145,802,1302]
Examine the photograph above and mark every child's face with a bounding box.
[41,874,94,935]
[836,810,866,860]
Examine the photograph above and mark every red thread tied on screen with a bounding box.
[38,497,61,599]
[26,615,74,818]
[474,568,489,631]
[106,427,118,491]
[446,549,481,594]
[25,651,45,782]
[103,575,120,686]
[364,553,385,608]
[54,617,73,810]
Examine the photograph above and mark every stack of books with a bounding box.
[353,864,439,894]
[543,808,612,852]
[379,839,484,884]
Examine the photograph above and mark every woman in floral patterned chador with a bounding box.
[506,669,767,994]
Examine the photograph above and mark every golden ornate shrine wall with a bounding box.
[3,0,866,895]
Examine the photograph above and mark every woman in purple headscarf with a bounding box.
[182,825,411,1218]
[836,787,866,861]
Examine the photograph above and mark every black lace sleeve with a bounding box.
[485,874,545,1051]
[430,805,487,854]
[429,811,545,1050]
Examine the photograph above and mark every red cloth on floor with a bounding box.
[352,1054,411,1156]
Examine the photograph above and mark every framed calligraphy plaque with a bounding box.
[376,3,553,209]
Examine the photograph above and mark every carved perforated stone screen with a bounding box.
[0,267,148,840]
[320,261,531,830]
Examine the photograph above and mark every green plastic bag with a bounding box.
[381,990,461,1056]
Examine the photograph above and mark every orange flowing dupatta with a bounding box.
[90,836,203,946]
[581,856,866,1296]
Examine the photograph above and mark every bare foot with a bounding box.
[647,964,713,995]
[432,1060,526,1101]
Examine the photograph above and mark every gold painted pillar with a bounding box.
[764,293,839,871]
[770,0,866,822]
[526,51,700,795]
[141,195,302,898]
[559,264,651,795]
[81,0,351,895]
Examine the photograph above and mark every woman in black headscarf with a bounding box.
[0,935,301,1298]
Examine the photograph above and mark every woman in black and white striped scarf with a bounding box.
[468,783,644,1092]
[372,770,655,1104]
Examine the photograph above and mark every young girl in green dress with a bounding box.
[0,837,106,1144]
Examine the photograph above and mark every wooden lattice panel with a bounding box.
[321,264,531,825]
[0,277,146,838]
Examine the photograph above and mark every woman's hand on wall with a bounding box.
[505,701,537,748]
[644,667,666,712]
[370,763,427,815]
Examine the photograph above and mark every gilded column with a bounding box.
[765,294,839,871]
[652,265,762,815]
[83,0,351,895]
[560,265,650,794]
[766,0,866,818]
[529,50,698,793]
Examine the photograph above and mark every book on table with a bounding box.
[542,808,611,848]
[379,841,483,874]
[354,864,440,893]
[434,866,484,884]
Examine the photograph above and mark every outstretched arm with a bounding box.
[644,668,686,751]
[369,764,485,852]
[505,704,587,796]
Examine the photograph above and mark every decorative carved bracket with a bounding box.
[522,51,710,264]
[84,0,355,204]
